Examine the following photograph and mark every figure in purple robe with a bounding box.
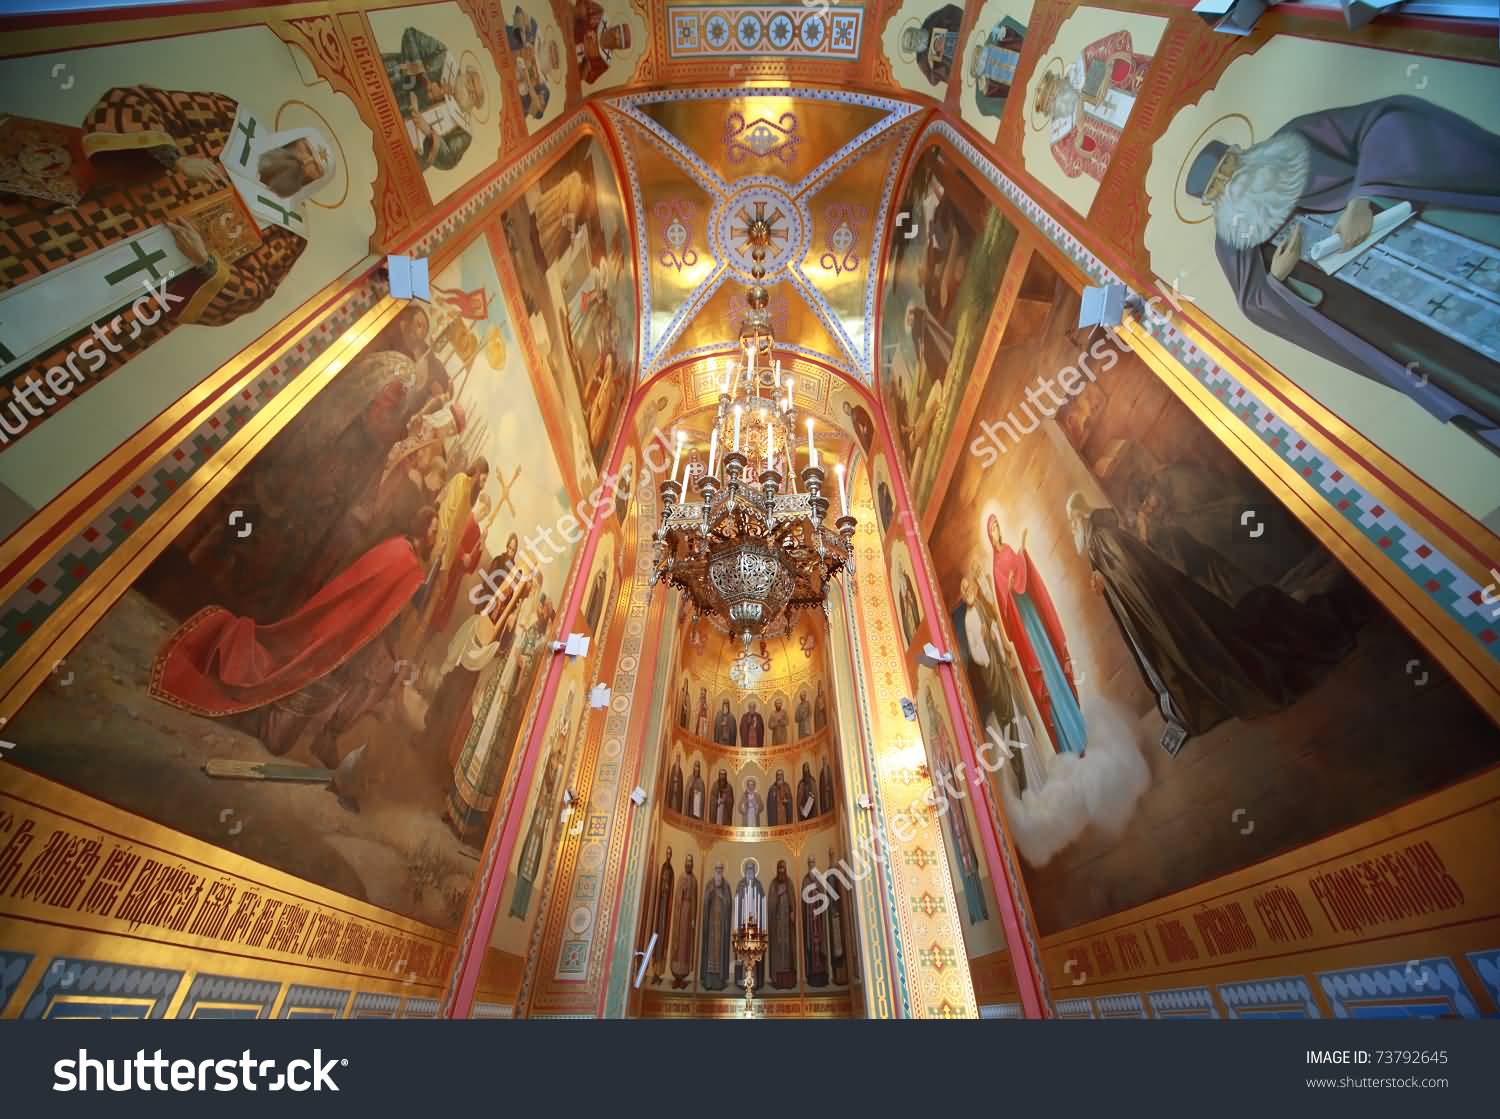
[1185,96,1500,451]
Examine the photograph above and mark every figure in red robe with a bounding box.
[150,510,438,766]
[986,514,1087,755]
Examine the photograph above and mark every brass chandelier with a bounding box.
[654,219,856,649]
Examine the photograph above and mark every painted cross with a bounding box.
[493,463,523,518]
[235,116,258,166]
[256,195,304,226]
[1425,292,1456,315]
[1458,255,1497,282]
[104,240,169,287]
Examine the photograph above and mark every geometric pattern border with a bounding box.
[1317,956,1479,1019]
[279,984,352,1019]
[1147,985,1219,1019]
[176,973,281,1018]
[21,957,183,1019]
[1217,975,1320,1019]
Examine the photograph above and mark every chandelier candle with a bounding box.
[733,405,743,453]
[806,417,818,469]
[671,431,684,485]
[835,462,848,517]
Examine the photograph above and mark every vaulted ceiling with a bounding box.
[601,88,926,386]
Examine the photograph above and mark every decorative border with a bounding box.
[176,974,281,1018]
[21,958,183,1020]
[1147,986,1218,1019]
[1053,995,1092,1019]
[1218,976,1320,1019]
[278,984,352,1019]
[1317,957,1479,1019]
[665,4,864,60]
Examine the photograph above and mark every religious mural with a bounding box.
[958,0,1032,138]
[887,537,924,651]
[504,1,568,133]
[369,2,502,204]
[928,257,1500,934]
[497,133,635,482]
[1142,36,1500,523]
[882,0,968,99]
[880,141,1018,507]
[1019,6,1164,219]
[570,0,647,88]
[0,25,377,515]
[1,232,579,931]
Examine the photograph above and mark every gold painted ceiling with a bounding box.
[602,88,925,384]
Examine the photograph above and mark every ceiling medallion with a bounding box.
[654,220,856,650]
[709,180,807,284]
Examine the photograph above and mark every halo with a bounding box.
[274,99,349,210]
[897,17,920,62]
[1028,56,1066,133]
[1170,112,1256,225]
[741,856,759,879]
[459,49,493,125]
[539,28,566,85]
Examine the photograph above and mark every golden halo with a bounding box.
[1028,56,1066,133]
[897,18,920,63]
[741,856,759,879]
[539,28,565,85]
[459,49,492,126]
[1170,112,1256,225]
[274,99,350,210]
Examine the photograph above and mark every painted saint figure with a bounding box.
[818,762,834,815]
[648,847,673,984]
[509,708,568,919]
[0,85,338,438]
[969,16,1027,120]
[813,681,828,732]
[667,757,684,813]
[1065,491,1355,747]
[713,699,737,746]
[732,858,767,990]
[670,853,699,988]
[987,515,1086,755]
[1034,32,1152,182]
[709,768,734,825]
[797,762,817,821]
[767,860,798,989]
[739,698,765,747]
[801,855,831,988]
[699,861,731,990]
[694,688,710,738]
[899,5,965,88]
[768,697,789,745]
[795,689,813,739]
[739,777,763,827]
[827,847,851,985]
[1183,96,1500,451]
[677,679,690,728]
[925,688,987,924]
[381,27,485,171]
[573,0,632,85]
[685,761,706,820]
[768,769,793,826]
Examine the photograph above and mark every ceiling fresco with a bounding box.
[603,87,925,383]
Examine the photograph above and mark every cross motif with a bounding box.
[104,240,169,287]
[1458,255,1498,282]
[493,463,523,518]
[1425,292,1456,316]
[1349,255,1377,277]
[256,195,304,226]
[235,117,257,166]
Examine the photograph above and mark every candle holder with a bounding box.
[836,514,857,539]
[800,465,825,497]
[659,478,682,506]
[697,470,720,507]
[758,468,782,506]
[730,916,769,1018]
[722,450,748,485]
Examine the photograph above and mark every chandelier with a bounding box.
[654,219,856,650]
